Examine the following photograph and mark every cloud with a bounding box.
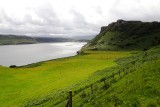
[108,0,160,22]
[0,0,160,37]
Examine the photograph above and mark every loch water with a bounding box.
[0,42,86,67]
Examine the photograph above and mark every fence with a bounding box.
[65,60,139,107]
[22,52,156,107]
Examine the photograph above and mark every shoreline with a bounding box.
[17,54,78,68]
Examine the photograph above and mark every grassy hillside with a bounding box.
[1,46,160,107]
[0,51,130,106]
[82,20,160,51]
[56,45,160,107]
[0,34,37,45]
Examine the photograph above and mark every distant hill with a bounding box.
[82,19,160,51]
[0,35,89,45]
[0,34,37,45]
[34,37,73,43]
[69,35,95,40]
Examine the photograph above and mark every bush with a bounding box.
[143,48,148,51]
[9,65,17,68]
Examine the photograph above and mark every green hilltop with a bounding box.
[82,19,160,51]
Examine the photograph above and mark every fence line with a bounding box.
[64,61,140,106]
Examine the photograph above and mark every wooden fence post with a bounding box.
[65,100,69,107]
[69,90,72,107]
[91,84,93,94]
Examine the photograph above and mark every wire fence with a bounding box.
[65,60,142,107]
[23,51,160,107]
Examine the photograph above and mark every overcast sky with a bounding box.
[0,0,160,37]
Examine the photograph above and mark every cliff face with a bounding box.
[82,19,160,51]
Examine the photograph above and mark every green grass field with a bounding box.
[57,46,160,107]
[0,51,130,107]
[1,45,160,107]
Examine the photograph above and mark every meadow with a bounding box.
[57,46,160,107]
[0,50,130,107]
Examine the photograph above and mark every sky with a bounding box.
[0,0,160,37]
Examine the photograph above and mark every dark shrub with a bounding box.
[143,48,148,51]
[77,50,85,55]
[9,65,17,68]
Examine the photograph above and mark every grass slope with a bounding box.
[56,46,160,107]
[0,51,130,106]
[0,46,160,107]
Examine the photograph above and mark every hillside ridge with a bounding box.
[82,19,160,51]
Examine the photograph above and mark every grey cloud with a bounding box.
[0,5,98,36]
[95,6,103,15]
[0,10,24,26]
[64,9,100,36]
[33,5,60,26]
[108,0,160,23]
[0,5,62,35]
[70,9,88,27]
